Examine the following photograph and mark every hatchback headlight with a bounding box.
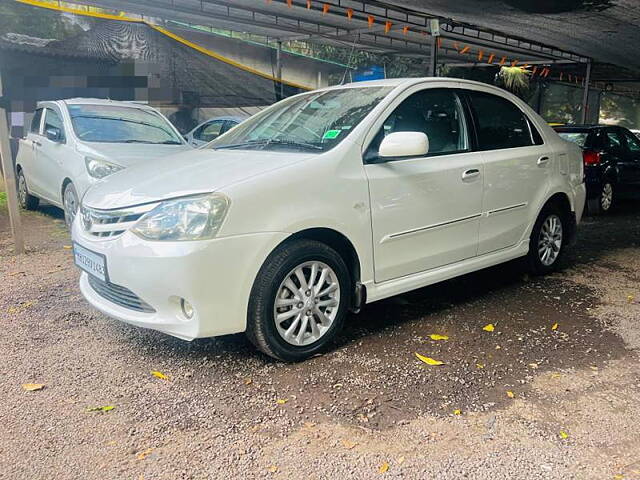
[131,194,230,241]
[85,157,125,179]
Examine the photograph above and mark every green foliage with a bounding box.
[600,93,640,128]
[0,2,84,40]
[0,191,6,210]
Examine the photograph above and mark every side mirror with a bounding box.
[379,131,429,159]
[45,127,62,143]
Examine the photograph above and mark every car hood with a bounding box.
[78,142,192,167]
[83,149,315,210]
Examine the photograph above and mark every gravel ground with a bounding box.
[1,201,639,480]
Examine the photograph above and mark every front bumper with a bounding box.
[72,220,289,340]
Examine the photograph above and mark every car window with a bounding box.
[195,120,224,142]
[222,120,239,134]
[605,130,624,152]
[467,91,535,150]
[623,130,640,153]
[30,108,43,134]
[44,108,65,139]
[367,88,469,158]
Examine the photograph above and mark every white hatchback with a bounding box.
[15,99,190,227]
[72,78,586,361]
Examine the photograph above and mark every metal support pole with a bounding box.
[276,40,283,100]
[0,73,25,254]
[580,60,592,124]
[429,36,438,77]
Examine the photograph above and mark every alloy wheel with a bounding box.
[273,261,340,346]
[63,186,78,227]
[18,174,27,207]
[600,182,613,211]
[537,214,563,266]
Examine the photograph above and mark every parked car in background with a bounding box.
[73,78,585,361]
[554,125,640,214]
[183,115,248,147]
[15,99,190,227]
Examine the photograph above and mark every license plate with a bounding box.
[73,242,108,282]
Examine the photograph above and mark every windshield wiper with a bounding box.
[214,138,323,151]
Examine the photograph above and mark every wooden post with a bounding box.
[0,72,25,254]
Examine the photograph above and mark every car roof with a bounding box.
[38,98,158,111]
[554,125,610,132]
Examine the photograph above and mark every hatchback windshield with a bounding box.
[210,86,393,152]
[68,104,183,144]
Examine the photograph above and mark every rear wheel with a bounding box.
[528,204,566,275]
[246,239,351,362]
[62,183,79,229]
[588,181,614,215]
[17,169,39,210]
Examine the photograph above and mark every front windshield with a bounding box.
[210,86,393,152]
[68,104,183,144]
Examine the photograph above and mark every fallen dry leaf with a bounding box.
[627,295,634,304]
[150,370,169,380]
[429,334,449,341]
[528,363,539,369]
[341,439,358,449]
[63,245,72,250]
[87,405,115,413]
[8,271,25,276]
[244,378,252,385]
[267,465,278,473]
[276,399,288,405]
[415,352,444,366]
[483,324,495,332]
[379,462,390,474]
[453,409,462,415]
[506,391,515,398]
[22,383,45,391]
[476,363,485,369]
[136,448,153,460]
[551,322,559,331]
[559,430,569,439]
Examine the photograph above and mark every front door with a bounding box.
[20,108,45,196]
[365,88,483,283]
[464,90,552,255]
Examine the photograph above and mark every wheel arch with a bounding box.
[278,227,364,310]
[61,177,73,201]
[537,191,577,245]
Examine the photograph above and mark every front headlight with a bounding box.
[85,157,125,179]
[131,193,230,241]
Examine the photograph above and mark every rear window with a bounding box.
[557,132,589,148]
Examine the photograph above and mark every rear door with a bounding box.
[464,90,551,255]
[365,87,483,282]
[18,108,45,196]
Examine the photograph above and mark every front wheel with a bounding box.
[527,205,566,275]
[62,183,79,229]
[246,239,351,362]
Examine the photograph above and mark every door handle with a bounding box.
[462,168,480,180]
[537,156,550,166]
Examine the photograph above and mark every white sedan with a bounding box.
[183,115,248,147]
[15,98,190,227]
[72,78,585,361]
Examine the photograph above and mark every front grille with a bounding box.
[81,204,155,238]
[88,275,155,313]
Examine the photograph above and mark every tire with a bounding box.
[62,182,79,229]
[17,169,39,210]
[527,204,567,275]
[246,239,351,362]
[587,181,614,215]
